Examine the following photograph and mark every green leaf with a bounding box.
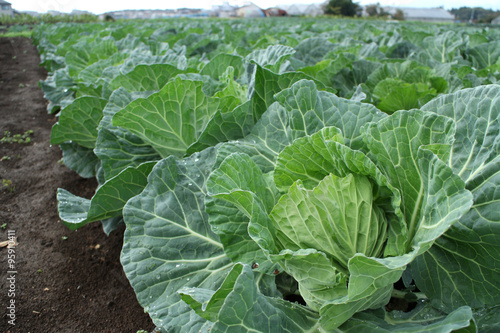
[421,31,463,63]
[341,146,472,305]
[333,60,382,98]
[208,153,277,215]
[51,96,108,148]
[274,79,387,150]
[337,302,474,332]
[376,83,421,113]
[186,100,254,155]
[113,77,221,158]
[362,110,459,249]
[39,67,75,114]
[274,126,406,257]
[78,52,129,85]
[245,44,295,72]
[95,88,161,180]
[251,64,332,121]
[299,53,356,88]
[214,79,386,175]
[66,37,118,77]
[200,53,244,80]
[272,249,347,311]
[467,42,500,70]
[413,85,500,312]
[270,174,388,275]
[57,188,91,229]
[181,263,321,332]
[473,306,500,333]
[109,64,184,92]
[60,142,100,178]
[121,148,232,332]
[320,286,393,330]
[57,162,156,230]
[206,153,278,273]
[289,37,336,69]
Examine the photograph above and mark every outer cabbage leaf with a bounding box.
[188,69,335,156]
[413,84,500,312]
[179,263,322,332]
[289,37,335,69]
[57,161,156,230]
[467,42,500,70]
[200,53,244,80]
[336,302,474,332]
[213,79,387,175]
[121,148,233,332]
[206,153,279,273]
[39,67,75,114]
[420,31,463,64]
[65,37,118,77]
[251,65,334,121]
[113,77,230,158]
[274,80,386,150]
[77,52,130,86]
[51,96,108,148]
[109,64,185,92]
[95,88,161,180]
[245,44,295,73]
[60,142,100,178]
[362,110,464,251]
[186,101,254,155]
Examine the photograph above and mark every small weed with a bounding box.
[12,55,16,60]
[2,179,14,192]
[61,236,68,240]
[18,83,25,88]
[0,156,11,161]
[1,223,7,229]
[1,130,33,144]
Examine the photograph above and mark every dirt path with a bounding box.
[0,37,154,332]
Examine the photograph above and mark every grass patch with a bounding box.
[0,30,32,38]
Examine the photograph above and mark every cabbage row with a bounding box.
[34,18,500,332]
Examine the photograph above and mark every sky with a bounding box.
[8,0,500,15]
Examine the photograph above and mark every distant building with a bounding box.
[70,10,94,16]
[263,8,287,17]
[19,11,40,17]
[211,2,238,17]
[492,15,500,25]
[382,7,455,23]
[102,8,206,19]
[236,2,264,18]
[0,0,14,17]
[47,10,65,16]
[277,3,323,17]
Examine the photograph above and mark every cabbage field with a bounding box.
[33,17,500,332]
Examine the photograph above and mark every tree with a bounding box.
[450,6,500,23]
[324,0,360,17]
[365,4,379,17]
[392,9,405,20]
[365,3,390,18]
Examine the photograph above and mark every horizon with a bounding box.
[7,0,500,15]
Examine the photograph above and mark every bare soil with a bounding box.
[0,37,155,332]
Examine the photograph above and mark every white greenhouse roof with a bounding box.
[384,7,455,21]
